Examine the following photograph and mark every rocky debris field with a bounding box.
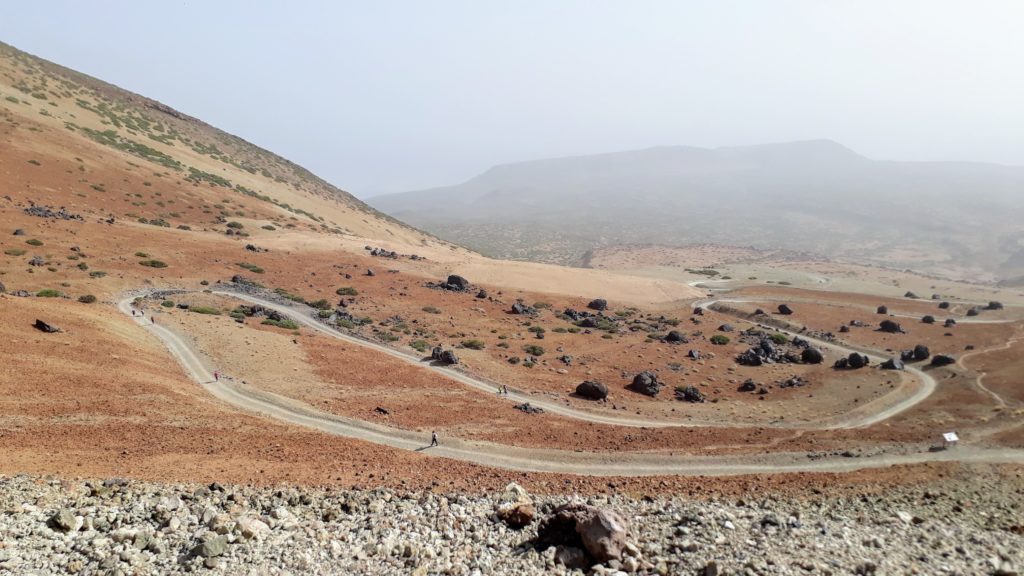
[0,471,1021,576]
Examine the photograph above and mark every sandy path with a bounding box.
[117,293,1024,476]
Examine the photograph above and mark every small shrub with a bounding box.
[77,262,88,270]
[380,333,400,343]
[199,280,209,286]
[190,306,220,315]
[317,309,333,318]
[307,298,332,310]
[89,270,107,278]
[161,300,175,307]
[523,344,545,356]
[552,327,567,333]
[226,221,244,229]
[422,305,441,314]
[533,302,552,309]
[336,286,359,296]
[261,224,276,231]
[523,361,535,368]
[336,319,355,329]
[710,335,730,345]
[77,294,97,304]
[139,259,168,268]
[237,262,264,274]
[37,289,64,298]
[409,339,429,353]
[262,318,298,329]
[769,333,789,345]
[528,326,546,334]
[497,342,510,349]
[4,248,26,256]
[135,251,149,257]
[27,159,41,166]
[25,239,43,246]
[461,339,486,350]
[567,327,581,334]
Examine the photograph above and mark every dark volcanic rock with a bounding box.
[986,301,1004,310]
[966,307,980,317]
[801,347,824,364]
[881,358,905,370]
[514,403,544,414]
[443,274,470,291]
[12,229,25,236]
[930,354,956,367]
[687,349,701,360]
[430,346,459,365]
[839,325,850,333]
[878,320,904,334]
[628,371,662,397]
[718,324,735,333]
[575,381,608,400]
[738,379,758,392]
[476,289,488,299]
[693,307,704,316]
[938,302,950,310]
[904,291,919,299]
[587,299,608,311]
[33,319,60,333]
[836,353,869,370]
[0,281,4,294]
[877,305,888,315]
[664,330,687,344]
[736,349,763,367]
[922,315,936,324]
[510,302,536,315]
[675,385,706,403]
[366,268,376,277]
[777,304,793,315]
[944,319,957,328]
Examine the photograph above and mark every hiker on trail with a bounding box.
[214,371,219,381]
[503,385,509,396]
[151,316,155,324]
[430,431,438,447]
[131,309,136,317]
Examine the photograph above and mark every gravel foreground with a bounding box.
[0,471,1021,576]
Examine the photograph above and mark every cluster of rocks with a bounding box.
[627,371,663,397]
[735,332,821,367]
[431,274,471,292]
[834,353,871,370]
[0,473,1022,575]
[431,346,459,365]
[23,205,83,221]
[244,244,267,253]
[674,385,706,403]
[511,301,537,316]
[514,403,544,415]
[363,245,425,261]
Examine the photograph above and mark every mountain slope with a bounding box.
[371,141,1024,280]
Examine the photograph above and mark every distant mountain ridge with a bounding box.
[370,141,1024,280]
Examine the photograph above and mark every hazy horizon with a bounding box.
[3,1,1023,198]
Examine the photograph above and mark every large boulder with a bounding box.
[944,319,957,328]
[931,354,956,367]
[881,358,905,370]
[664,330,687,343]
[430,346,459,365]
[675,385,706,403]
[628,371,662,397]
[847,353,869,369]
[777,304,793,315]
[443,274,470,291]
[736,349,764,366]
[938,301,950,309]
[510,302,535,315]
[878,320,904,334]
[877,305,888,314]
[966,307,980,317]
[922,315,936,324]
[913,344,930,361]
[575,381,608,401]
[587,299,608,311]
[718,324,735,333]
[536,503,630,564]
[986,301,1004,310]
[33,319,59,333]
[801,347,824,364]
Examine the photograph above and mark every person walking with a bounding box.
[430,431,438,447]
[214,371,219,382]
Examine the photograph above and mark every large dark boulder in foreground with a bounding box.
[922,315,936,324]
[663,330,687,344]
[777,304,793,315]
[628,371,662,397]
[675,385,706,403]
[33,319,59,333]
[930,354,956,367]
[575,380,608,401]
[587,298,608,311]
[836,352,869,370]
[801,347,824,364]
[536,503,630,564]
[442,274,470,291]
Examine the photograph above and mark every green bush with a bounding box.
[409,339,429,353]
[190,306,220,315]
[422,305,441,314]
[769,333,789,345]
[262,318,298,329]
[77,262,88,270]
[533,302,552,309]
[528,326,546,334]
[139,259,168,268]
[496,341,510,349]
[237,262,264,274]
[161,300,175,307]
[461,339,486,350]
[89,270,107,278]
[336,319,355,329]
[307,298,332,310]
[380,333,400,343]
[135,251,149,257]
[199,280,210,286]
[523,344,545,356]
[77,294,97,304]
[25,239,43,246]
[226,221,244,229]
[4,248,26,256]
[336,286,359,296]
[37,289,64,298]
[317,309,333,318]
[710,335,730,345]
[552,327,567,333]
[261,224,276,231]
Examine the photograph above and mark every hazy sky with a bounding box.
[3,1,1023,197]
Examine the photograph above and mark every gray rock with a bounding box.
[192,535,228,558]
[575,380,608,401]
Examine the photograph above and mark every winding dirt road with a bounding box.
[117,291,1024,476]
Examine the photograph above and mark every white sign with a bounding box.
[943,432,959,443]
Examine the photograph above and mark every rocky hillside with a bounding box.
[0,41,430,245]
[370,141,1024,281]
[2,471,1020,575]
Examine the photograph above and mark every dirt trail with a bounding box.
[118,293,1024,476]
